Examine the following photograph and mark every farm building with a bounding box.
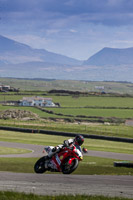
[19,96,56,107]
[125,120,133,126]
[0,84,19,92]
[94,86,104,90]
[0,85,11,91]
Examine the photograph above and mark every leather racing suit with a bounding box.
[47,138,82,158]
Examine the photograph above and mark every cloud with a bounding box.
[1,0,133,27]
[69,29,77,33]
[6,34,51,49]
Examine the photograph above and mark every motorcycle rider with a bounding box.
[46,134,84,160]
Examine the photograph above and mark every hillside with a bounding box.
[0,35,133,81]
[0,35,81,65]
[84,47,133,66]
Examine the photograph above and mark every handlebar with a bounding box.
[63,145,74,151]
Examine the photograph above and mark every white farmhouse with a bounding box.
[19,96,55,107]
[94,86,104,90]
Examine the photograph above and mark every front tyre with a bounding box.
[34,157,47,174]
[62,158,79,174]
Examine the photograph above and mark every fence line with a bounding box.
[0,126,133,143]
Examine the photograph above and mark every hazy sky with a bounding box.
[0,0,133,60]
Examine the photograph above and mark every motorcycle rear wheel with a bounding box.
[34,156,47,174]
[62,158,79,174]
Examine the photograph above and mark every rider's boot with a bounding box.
[47,146,57,159]
[45,147,58,169]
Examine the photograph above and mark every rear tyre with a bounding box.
[34,157,47,173]
[62,158,79,174]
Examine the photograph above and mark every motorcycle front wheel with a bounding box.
[62,158,79,174]
[34,156,47,174]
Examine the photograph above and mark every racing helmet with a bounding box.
[75,135,84,146]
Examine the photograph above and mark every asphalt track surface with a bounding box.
[0,141,133,161]
[0,141,133,198]
[0,172,133,198]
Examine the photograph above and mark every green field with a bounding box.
[0,95,133,121]
[0,78,133,94]
[44,107,133,118]
[0,95,133,127]
[1,95,133,108]
[0,104,133,120]
[50,96,133,108]
[0,80,133,140]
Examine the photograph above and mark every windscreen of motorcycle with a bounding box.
[44,146,54,153]
[74,145,83,158]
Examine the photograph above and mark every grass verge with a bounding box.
[0,156,133,175]
[0,146,31,155]
[0,130,133,154]
[0,191,132,200]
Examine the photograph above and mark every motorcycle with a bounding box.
[34,145,83,174]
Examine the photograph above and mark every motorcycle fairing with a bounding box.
[45,145,83,172]
[52,155,62,171]
[68,157,75,165]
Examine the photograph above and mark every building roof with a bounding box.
[22,96,52,101]
[125,120,133,126]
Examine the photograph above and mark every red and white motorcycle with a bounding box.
[34,145,83,174]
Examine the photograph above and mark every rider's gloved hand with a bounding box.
[57,144,63,150]
[63,140,69,147]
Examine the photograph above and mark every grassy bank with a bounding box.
[0,119,133,139]
[0,191,133,200]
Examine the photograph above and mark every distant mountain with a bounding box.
[0,35,82,65]
[0,35,133,82]
[84,47,133,66]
